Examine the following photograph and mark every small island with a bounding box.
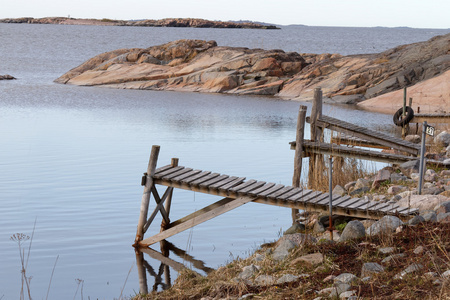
[0,17,279,29]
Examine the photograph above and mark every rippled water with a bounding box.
[1,23,449,299]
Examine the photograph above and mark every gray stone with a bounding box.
[254,275,276,286]
[355,178,370,189]
[238,264,259,280]
[387,185,405,194]
[367,215,403,236]
[339,220,366,242]
[413,245,424,255]
[425,169,438,182]
[444,159,450,166]
[273,239,296,261]
[399,160,420,178]
[394,263,423,279]
[378,247,395,254]
[397,194,449,211]
[276,274,298,284]
[339,291,356,299]
[333,185,346,196]
[381,253,406,263]
[253,253,265,262]
[334,273,358,285]
[361,262,384,278]
[408,215,425,225]
[405,135,421,144]
[421,211,438,222]
[422,186,445,195]
[344,181,356,191]
[284,223,305,234]
[437,212,450,223]
[442,270,450,278]
[330,282,351,298]
[372,169,391,189]
[278,232,317,246]
[434,131,450,147]
[349,186,370,196]
[424,272,438,278]
[390,172,408,183]
[434,201,450,214]
[411,173,420,181]
[314,220,325,233]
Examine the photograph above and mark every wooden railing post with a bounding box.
[135,145,160,246]
[291,105,307,223]
[308,87,323,189]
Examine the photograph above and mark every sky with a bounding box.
[1,0,449,29]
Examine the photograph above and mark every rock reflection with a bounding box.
[135,240,214,294]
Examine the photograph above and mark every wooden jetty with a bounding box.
[134,145,418,248]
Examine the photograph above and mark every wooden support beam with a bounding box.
[135,145,160,246]
[143,186,173,233]
[139,247,187,273]
[139,196,255,246]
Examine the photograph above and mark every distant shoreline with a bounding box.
[0,17,280,29]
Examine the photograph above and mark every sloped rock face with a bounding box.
[55,39,307,95]
[278,33,450,105]
[56,34,450,111]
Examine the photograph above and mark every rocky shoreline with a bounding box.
[55,34,450,113]
[0,17,279,29]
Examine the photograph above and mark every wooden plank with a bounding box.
[308,193,330,204]
[170,169,202,182]
[180,171,211,184]
[248,182,276,196]
[153,166,184,179]
[278,187,304,200]
[162,168,193,180]
[329,195,352,206]
[189,172,220,186]
[237,181,267,194]
[267,186,294,199]
[298,191,323,203]
[217,177,246,191]
[335,197,363,208]
[346,199,371,209]
[257,184,285,197]
[315,194,342,206]
[208,176,239,189]
[287,189,314,201]
[307,115,419,155]
[198,174,230,188]
[139,196,255,246]
[154,164,174,175]
[228,180,257,192]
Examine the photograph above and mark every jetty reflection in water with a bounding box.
[135,240,214,293]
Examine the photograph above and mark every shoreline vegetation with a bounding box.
[54,33,450,114]
[0,17,280,29]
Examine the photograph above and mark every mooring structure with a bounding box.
[133,88,424,249]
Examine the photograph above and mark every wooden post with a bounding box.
[135,145,160,246]
[291,105,307,223]
[402,88,407,138]
[308,87,323,189]
[161,158,178,231]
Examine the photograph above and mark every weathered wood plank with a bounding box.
[257,184,285,197]
[154,164,174,175]
[237,181,267,194]
[153,166,184,179]
[163,168,194,180]
[267,186,294,199]
[139,196,255,246]
[335,197,363,208]
[170,169,202,182]
[278,187,304,200]
[228,179,258,192]
[139,248,187,273]
[199,174,230,188]
[287,189,314,201]
[298,191,323,203]
[248,182,276,196]
[217,177,246,191]
[189,173,220,186]
[180,171,212,184]
[208,176,239,189]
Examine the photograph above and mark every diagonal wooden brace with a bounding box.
[139,196,255,246]
[143,186,173,233]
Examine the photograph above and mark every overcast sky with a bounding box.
[1,0,449,29]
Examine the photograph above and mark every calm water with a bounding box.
[1,23,449,299]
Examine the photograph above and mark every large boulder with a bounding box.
[339,220,366,242]
[367,216,403,236]
[397,194,450,211]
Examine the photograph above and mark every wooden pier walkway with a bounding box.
[135,154,418,247]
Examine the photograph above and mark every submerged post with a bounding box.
[292,105,308,223]
[135,145,160,246]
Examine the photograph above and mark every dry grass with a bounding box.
[137,223,450,299]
